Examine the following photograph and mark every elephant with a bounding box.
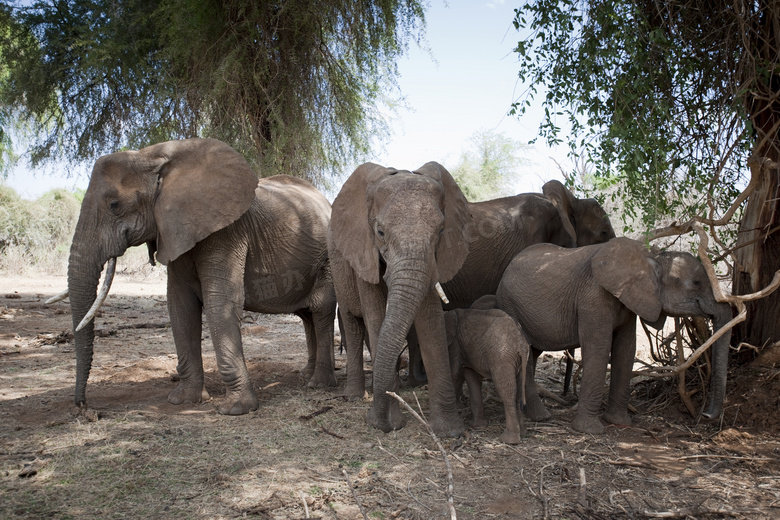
[328,161,473,437]
[407,180,616,384]
[496,237,733,434]
[64,137,337,415]
[444,307,530,444]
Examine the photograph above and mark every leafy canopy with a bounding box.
[510,0,774,234]
[0,0,426,183]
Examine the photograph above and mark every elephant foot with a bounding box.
[499,428,525,445]
[429,412,465,438]
[306,367,338,389]
[602,409,632,427]
[168,381,210,405]
[344,381,367,401]
[524,400,552,422]
[572,414,605,434]
[366,401,407,433]
[217,390,259,415]
[301,362,315,381]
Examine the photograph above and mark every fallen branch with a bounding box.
[578,467,587,508]
[677,454,775,462]
[299,406,333,421]
[387,391,457,520]
[320,426,344,440]
[638,505,753,518]
[537,385,568,405]
[539,465,550,520]
[298,490,310,519]
[342,468,369,520]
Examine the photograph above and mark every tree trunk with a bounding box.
[732,1,780,353]
[732,166,780,351]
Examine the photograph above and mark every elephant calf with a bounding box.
[497,237,732,434]
[444,308,530,444]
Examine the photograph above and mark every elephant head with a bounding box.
[67,138,258,407]
[591,237,733,420]
[330,161,472,434]
[543,180,615,247]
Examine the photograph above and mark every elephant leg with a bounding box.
[166,260,210,405]
[341,311,367,400]
[602,319,636,427]
[198,247,258,415]
[563,348,575,395]
[306,301,338,389]
[572,319,612,434]
[463,368,486,427]
[524,348,551,421]
[491,364,526,444]
[298,310,318,381]
[413,292,464,437]
[405,326,427,387]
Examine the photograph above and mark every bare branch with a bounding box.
[386,391,457,520]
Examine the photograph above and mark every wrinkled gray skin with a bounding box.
[444,308,530,444]
[496,237,733,434]
[68,138,336,415]
[328,162,473,437]
[408,181,616,385]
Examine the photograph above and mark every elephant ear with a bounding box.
[542,180,577,248]
[330,162,396,284]
[414,162,473,283]
[151,138,258,265]
[591,237,662,322]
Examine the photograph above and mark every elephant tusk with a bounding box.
[76,257,117,332]
[45,288,69,304]
[434,282,449,304]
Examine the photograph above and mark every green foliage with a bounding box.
[0,185,80,272]
[449,129,529,202]
[0,0,426,184]
[511,0,769,235]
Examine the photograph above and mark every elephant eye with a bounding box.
[109,200,120,213]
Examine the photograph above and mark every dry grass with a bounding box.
[1,275,780,519]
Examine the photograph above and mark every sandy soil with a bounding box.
[1,271,779,519]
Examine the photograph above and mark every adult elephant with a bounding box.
[496,237,733,434]
[64,138,336,415]
[328,162,473,436]
[407,180,616,384]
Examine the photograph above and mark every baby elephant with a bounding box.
[444,308,530,444]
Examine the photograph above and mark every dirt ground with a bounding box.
[1,269,780,519]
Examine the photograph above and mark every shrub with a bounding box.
[0,186,80,274]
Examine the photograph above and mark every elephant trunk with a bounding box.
[67,226,113,407]
[701,301,733,420]
[371,256,432,430]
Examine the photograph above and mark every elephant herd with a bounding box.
[57,137,732,440]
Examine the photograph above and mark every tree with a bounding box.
[0,0,426,183]
[449,129,528,202]
[512,0,780,352]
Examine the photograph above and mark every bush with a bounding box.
[0,186,81,274]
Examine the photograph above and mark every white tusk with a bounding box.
[45,288,69,304]
[434,282,449,304]
[76,257,117,332]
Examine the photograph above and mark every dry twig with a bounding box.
[387,391,457,520]
[342,468,369,520]
[298,490,310,519]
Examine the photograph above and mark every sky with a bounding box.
[2,0,569,200]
